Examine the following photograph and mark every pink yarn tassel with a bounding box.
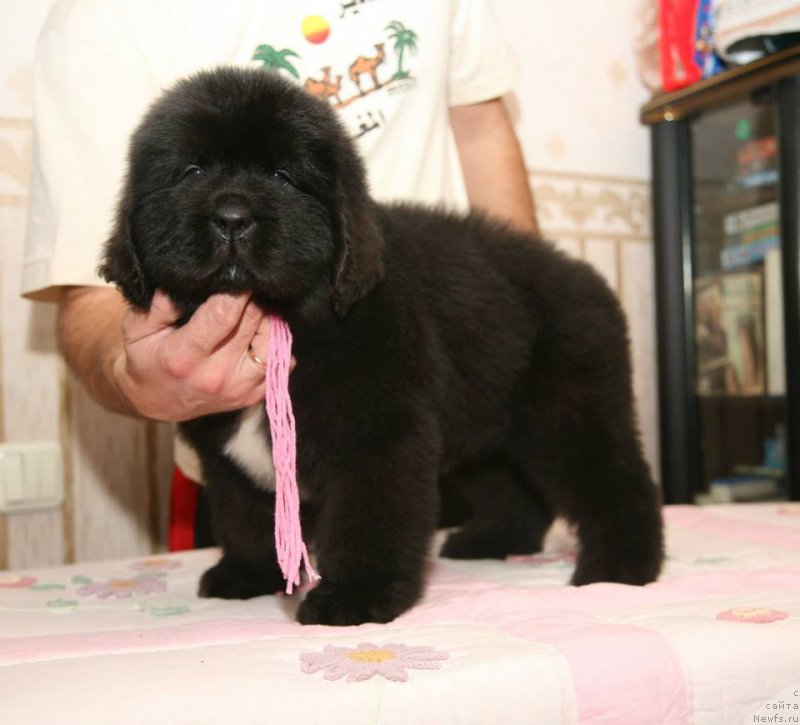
[265,314,319,594]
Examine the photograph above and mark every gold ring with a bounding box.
[247,344,266,369]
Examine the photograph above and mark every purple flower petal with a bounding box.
[301,641,448,683]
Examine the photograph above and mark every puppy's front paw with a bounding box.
[296,579,420,626]
[198,555,285,599]
[571,550,662,587]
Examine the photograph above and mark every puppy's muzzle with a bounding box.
[211,194,254,242]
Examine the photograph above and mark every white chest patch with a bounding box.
[223,404,276,491]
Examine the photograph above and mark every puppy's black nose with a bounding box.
[212,198,253,240]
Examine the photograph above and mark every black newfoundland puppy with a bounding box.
[101,67,663,626]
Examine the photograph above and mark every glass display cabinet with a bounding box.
[641,45,800,504]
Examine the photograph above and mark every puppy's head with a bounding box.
[100,67,383,317]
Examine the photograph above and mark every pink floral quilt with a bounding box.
[2,503,800,724]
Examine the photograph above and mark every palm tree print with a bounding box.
[252,44,301,78]
[385,21,418,81]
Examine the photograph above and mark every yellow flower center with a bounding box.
[109,579,137,590]
[140,559,166,568]
[347,649,396,664]
[735,608,770,618]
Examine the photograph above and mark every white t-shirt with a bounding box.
[23,0,518,301]
[23,0,519,480]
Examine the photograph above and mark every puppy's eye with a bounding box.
[271,170,294,186]
[181,165,203,180]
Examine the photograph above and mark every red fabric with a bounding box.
[659,0,703,91]
[169,466,199,552]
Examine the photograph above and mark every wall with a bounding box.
[0,0,174,569]
[0,0,658,569]
[1,0,62,569]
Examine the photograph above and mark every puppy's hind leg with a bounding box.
[439,455,553,560]
[517,401,664,586]
[546,431,663,587]
[513,306,664,586]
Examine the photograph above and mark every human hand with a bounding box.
[113,290,273,422]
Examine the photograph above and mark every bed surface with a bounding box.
[2,503,799,724]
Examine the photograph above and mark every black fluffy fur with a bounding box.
[100,67,664,626]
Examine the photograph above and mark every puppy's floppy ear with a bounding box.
[330,155,385,316]
[98,205,154,310]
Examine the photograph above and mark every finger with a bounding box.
[247,320,299,373]
[247,317,272,362]
[229,301,266,350]
[169,292,251,361]
[122,290,181,343]
[148,290,182,328]
[232,308,270,382]
[210,303,265,383]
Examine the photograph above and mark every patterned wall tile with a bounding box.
[532,170,651,243]
[7,511,64,569]
[1,203,64,569]
[67,377,167,562]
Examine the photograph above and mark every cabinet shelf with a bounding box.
[698,394,785,404]
[694,188,778,217]
[643,52,800,504]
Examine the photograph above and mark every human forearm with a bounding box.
[449,98,539,235]
[57,286,139,416]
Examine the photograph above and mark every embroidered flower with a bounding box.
[694,556,731,565]
[0,574,36,589]
[77,576,166,599]
[146,600,191,617]
[47,598,79,611]
[716,607,790,623]
[30,583,67,591]
[301,642,448,682]
[130,558,182,573]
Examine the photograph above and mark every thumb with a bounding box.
[123,289,180,342]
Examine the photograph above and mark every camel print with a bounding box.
[304,67,344,105]
[252,20,420,124]
[348,43,386,96]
